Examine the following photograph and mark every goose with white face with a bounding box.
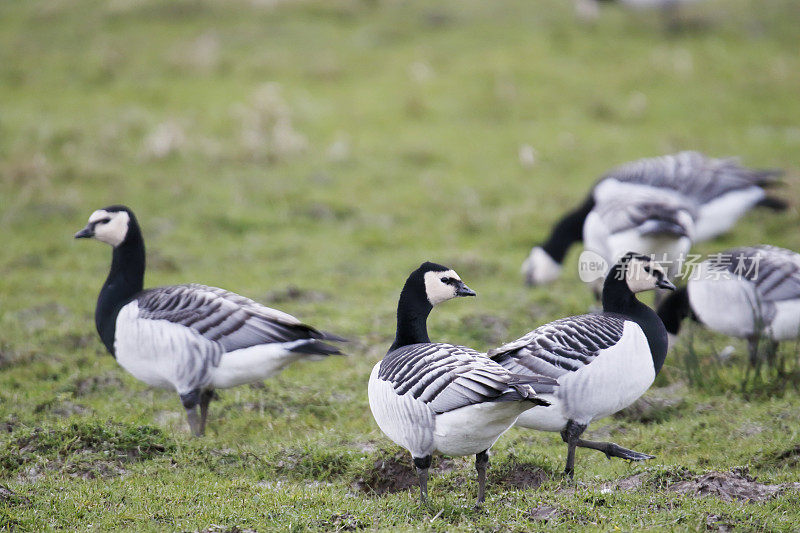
[625,255,676,293]
[423,270,476,306]
[75,209,131,247]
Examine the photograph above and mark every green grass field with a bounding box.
[2,0,800,530]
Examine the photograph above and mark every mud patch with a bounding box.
[352,451,454,496]
[602,468,800,502]
[491,462,550,490]
[668,470,800,502]
[528,504,560,522]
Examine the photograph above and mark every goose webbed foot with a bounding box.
[577,439,655,462]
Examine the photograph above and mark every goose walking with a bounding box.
[493,253,674,478]
[658,245,800,366]
[75,205,345,436]
[368,262,556,505]
[523,151,785,286]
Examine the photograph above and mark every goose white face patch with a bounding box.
[522,246,562,285]
[89,209,130,247]
[626,257,667,293]
[424,270,460,306]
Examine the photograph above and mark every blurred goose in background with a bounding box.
[494,253,673,478]
[575,0,706,28]
[583,189,695,298]
[368,262,556,505]
[658,245,800,366]
[75,205,345,436]
[523,151,785,286]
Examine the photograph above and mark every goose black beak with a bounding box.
[656,278,676,291]
[74,225,93,239]
[456,282,477,297]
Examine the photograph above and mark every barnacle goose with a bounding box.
[658,245,800,366]
[367,262,557,505]
[523,151,785,286]
[494,253,674,478]
[583,189,695,296]
[75,205,345,436]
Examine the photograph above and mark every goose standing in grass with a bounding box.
[368,262,557,505]
[493,253,674,478]
[523,151,785,286]
[75,205,345,436]
[658,245,800,366]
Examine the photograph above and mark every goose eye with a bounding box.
[97,217,111,224]
[643,265,651,273]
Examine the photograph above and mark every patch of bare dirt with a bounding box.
[196,527,257,533]
[668,470,800,502]
[528,504,560,522]
[491,462,549,490]
[352,452,454,495]
[602,468,800,503]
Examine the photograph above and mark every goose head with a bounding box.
[75,206,136,247]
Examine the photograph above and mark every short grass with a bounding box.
[1,0,800,530]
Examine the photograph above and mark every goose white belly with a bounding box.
[114,303,218,393]
[368,363,436,458]
[433,402,528,456]
[516,322,655,431]
[688,273,760,338]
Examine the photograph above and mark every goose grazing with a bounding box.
[75,205,345,436]
[658,245,800,366]
[583,190,695,296]
[494,253,674,478]
[368,262,557,505]
[523,151,785,286]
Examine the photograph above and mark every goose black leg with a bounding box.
[199,389,214,436]
[560,420,585,479]
[180,389,202,437]
[413,455,432,505]
[475,449,489,507]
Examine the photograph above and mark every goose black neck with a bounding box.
[389,276,433,353]
[601,263,668,374]
[96,224,145,356]
[656,287,691,335]
[541,194,594,263]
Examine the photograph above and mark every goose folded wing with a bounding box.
[135,284,328,351]
[601,151,781,204]
[488,314,627,380]
[717,247,800,302]
[378,343,553,414]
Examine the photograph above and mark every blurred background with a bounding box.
[1,0,799,530]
